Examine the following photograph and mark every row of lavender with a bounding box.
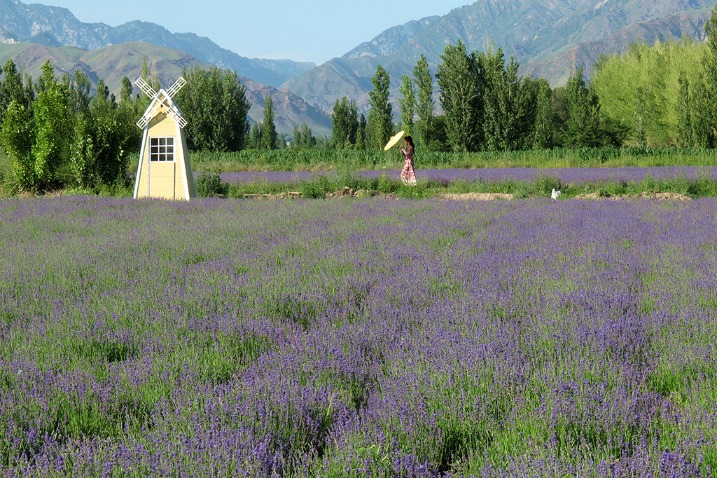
[1,197,716,476]
[219,166,717,185]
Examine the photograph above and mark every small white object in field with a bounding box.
[551,188,561,200]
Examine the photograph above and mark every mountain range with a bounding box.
[284,0,714,112]
[0,0,713,136]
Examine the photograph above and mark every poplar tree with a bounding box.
[676,72,693,147]
[331,96,358,147]
[398,74,415,135]
[33,61,72,190]
[413,55,435,148]
[299,123,315,147]
[532,78,553,149]
[702,3,717,146]
[563,67,602,147]
[0,60,35,191]
[260,94,277,150]
[250,123,262,149]
[437,41,481,152]
[366,65,392,150]
[177,66,251,152]
[480,47,529,151]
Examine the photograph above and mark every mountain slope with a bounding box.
[0,0,314,87]
[284,0,713,111]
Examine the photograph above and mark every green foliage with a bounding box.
[592,39,707,147]
[702,3,717,146]
[480,46,534,151]
[563,67,602,148]
[260,94,278,150]
[195,171,227,197]
[437,41,482,152]
[414,55,435,148]
[0,59,138,193]
[367,65,392,150]
[1,100,35,191]
[176,65,251,152]
[31,62,73,190]
[301,174,334,198]
[532,78,554,149]
[292,122,316,148]
[331,97,359,148]
[398,74,415,135]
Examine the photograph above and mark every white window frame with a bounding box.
[150,137,175,162]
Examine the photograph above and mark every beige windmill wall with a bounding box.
[134,112,197,201]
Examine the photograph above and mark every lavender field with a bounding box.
[219,166,717,185]
[1,196,716,476]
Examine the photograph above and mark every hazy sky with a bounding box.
[37,0,469,64]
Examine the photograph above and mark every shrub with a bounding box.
[195,172,227,197]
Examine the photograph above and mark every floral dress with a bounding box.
[400,144,416,185]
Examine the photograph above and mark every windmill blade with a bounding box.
[136,112,153,129]
[166,77,187,98]
[135,76,157,99]
[136,102,161,129]
[166,107,188,129]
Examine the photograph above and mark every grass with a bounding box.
[190,146,717,172]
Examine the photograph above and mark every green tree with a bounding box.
[675,71,694,147]
[702,3,717,146]
[676,72,692,147]
[480,47,531,151]
[249,123,261,149]
[260,94,277,150]
[89,79,136,186]
[32,61,73,190]
[177,66,251,152]
[299,123,315,147]
[563,67,602,147]
[1,104,35,190]
[0,60,33,122]
[292,124,301,147]
[0,60,35,190]
[413,55,435,148]
[436,41,482,152]
[331,96,359,147]
[398,74,415,135]
[691,78,712,147]
[69,70,91,116]
[357,113,367,150]
[366,65,392,150]
[120,76,134,103]
[531,78,554,149]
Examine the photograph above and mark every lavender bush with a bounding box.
[1,196,716,476]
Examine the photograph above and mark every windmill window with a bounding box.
[150,137,175,162]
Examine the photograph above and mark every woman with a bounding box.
[399,136,416,185]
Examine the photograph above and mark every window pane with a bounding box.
[150,137,176,162]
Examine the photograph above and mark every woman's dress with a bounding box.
[400,145,416,185]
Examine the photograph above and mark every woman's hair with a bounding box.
[405,136,414,148]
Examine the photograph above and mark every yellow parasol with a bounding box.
[383,130,405,151]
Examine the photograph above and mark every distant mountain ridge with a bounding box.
[0,0,314,87]
[283,0,714,112]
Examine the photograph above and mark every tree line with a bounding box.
[333,5,717,153]
[0,61,255,193]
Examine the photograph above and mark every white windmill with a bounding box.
[133,76,196,200]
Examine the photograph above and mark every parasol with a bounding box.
[383,130,405,151]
